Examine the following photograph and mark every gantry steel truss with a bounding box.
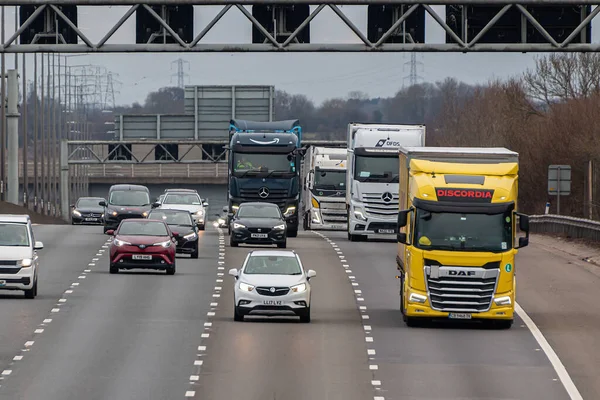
[64,139,346,165]
[3,0,600,52]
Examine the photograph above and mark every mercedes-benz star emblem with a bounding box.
[382,192,393,202]
[258,187,270,199]
[270,287,276,293]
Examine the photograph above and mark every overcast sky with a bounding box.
[2,5,599,106]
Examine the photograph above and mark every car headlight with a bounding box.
[21,258,33,267]
[283,206,296,218]
[274,224,285,230]
[195,210,204,216]
[239,282,254,291]
[111,211,118,217]
[353,209,367,221]
[142,211,148,217]
[233,222,246,229]
[232,204,239,211]
[72,210,81,217]
[101,213,104,218]
[114,239,130,247]
[217,218,225,225]
[153,240,172,248]
[183,232,197,240]
[291,283,307,293]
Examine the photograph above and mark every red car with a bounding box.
[106,219,179,275]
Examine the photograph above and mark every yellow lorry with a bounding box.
[396,146,530,329]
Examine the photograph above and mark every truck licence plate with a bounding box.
[377,229,395,234]
[448,313,472,319]
[132,254,152,260]
[263,300,282,305]
[251,233,268,238]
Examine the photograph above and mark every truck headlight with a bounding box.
[353,209,367,221]
[239,282,254,291]
[283,206,296,217]
[494,296,512,306]
[408,293,427,303]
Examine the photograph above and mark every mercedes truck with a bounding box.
[301,146,348,231]
[346,123,426,241]
[227,119,302,237]
[395,146,530,329]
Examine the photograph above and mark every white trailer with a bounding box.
[346,123,426,241]
[301,146,348,231]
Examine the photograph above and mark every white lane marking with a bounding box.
[364,325,372,331]
[190,375,199,381]
[217,273,224,277]
[58,299,66,303]
[207,312,215,316]
[51,308,60,312]
[34,329,44,334]
[198,346,206,351]
[360,306,367,310]
[71,283,79,286]
[92,258,99,261]
[345,270,352,274]
[24,341,34,347]
[204,322,212,327]
[64,290,73,294]
[78,275,86,279]
[194,360,203,366]
[370,365,379,370]
[88,263,95,266]
[362,315,370,320]
[1,371,11,376]
[374,397,385,400]
[352,282,359,286]
[515,303,584,400]
[343,264,349,267]
[12,356,22,361]
[354,289,362,294]
[216,279,223,283]
[349,275,356,279]
[212,294,220,298]
[368,349,376,355]
[210,302,218,307]
[365,337,373,342]
[201,333,209,338]
[43,319,52,323]
[371,380,381,386]
[214,286,222,290]
[84,269,91,272]
[185,391,195,397]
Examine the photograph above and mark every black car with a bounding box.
[71,197,106,225]
[147,209,199,258]
[100,184,152,233]
[230,202,287,248]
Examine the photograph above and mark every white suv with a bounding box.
[228,250,316,322]
[0,215,43,298]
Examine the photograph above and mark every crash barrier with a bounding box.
[529,214,600,241]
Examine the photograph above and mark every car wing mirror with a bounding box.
[99,201,107,207]
[307,269,316,279]
[34,241,44,250]
[152,202,161,208]
[106,229,115,235]
[203,202,209,207]
[228,268,239,278]
[172,231,180,237]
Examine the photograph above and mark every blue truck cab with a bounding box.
[227,119,302,237]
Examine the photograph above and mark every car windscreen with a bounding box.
[163,193,201,205]
[237,204,281,219]
[0,223,30,247]
[149,211,193,227]
[118,221,169,236]
[77,198,104,208]
[244,255,302,275]
[109,190,150,207]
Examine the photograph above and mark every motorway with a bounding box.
[0,224,596,399]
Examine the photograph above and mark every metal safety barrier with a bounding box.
[529,214,600,241]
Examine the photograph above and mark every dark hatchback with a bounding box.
[101,184,152,233]
[230,202,287,248]
[148,209,199,258]
[71,197,106,225]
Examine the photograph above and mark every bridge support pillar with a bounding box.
[60,140,70,222]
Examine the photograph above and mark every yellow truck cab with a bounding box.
[396,146,530,329]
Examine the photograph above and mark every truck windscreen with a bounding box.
[354,155,399,183]
[232,153,296,177]
[314,170,346,191]
[413,209,513,253]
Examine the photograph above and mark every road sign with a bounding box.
[548,165,571,196]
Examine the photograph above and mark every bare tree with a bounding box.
[523,53,600,105]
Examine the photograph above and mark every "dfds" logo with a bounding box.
[375,139,402,147]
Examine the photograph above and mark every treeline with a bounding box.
[113,54,600,219]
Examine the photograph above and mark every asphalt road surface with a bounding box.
[0,223,596,399]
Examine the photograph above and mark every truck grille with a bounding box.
[240,188,288,200]
[320,201,347,223]
[424,262,499,313]
[256,286,290,296]
[362,192,398,217]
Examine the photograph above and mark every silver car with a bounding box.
[228,250,316,322]
[0,215,44,298]
[154,191,208,230]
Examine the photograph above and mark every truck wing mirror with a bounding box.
[397,232,408,244]
[397,208,411,228]
[518,214,530,232]
[517,237,529,248]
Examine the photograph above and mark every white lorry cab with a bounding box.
[346,123,426,241]
[302,146,348,231]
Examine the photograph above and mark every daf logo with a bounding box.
[258,187,270,198]
[382,192,393,202]
[448,270,476,276]
[270,287,276,293]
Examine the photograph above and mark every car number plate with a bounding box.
[132,254,152,260]
[448,313,472,319]
[378,229,395,234]
[0,280,6,286]
[263,300,282,305]
[251,233,268,238]
[85,217,97,221]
